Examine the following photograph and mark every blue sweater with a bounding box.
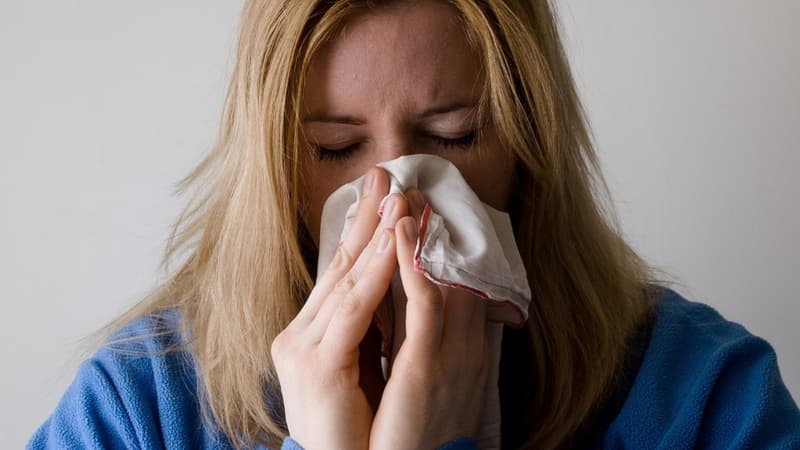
[28,288,800,449]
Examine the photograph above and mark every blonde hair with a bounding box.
[103,0,660,448]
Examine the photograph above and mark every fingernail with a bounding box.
[381,196,395,222]
[376,230,391,253]
[408,189,426,210]
[404,219,417,240]
[363,171,375,195]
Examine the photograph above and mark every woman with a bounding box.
[29,0,800,449]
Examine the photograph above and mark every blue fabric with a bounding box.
[280,436,475,450]
[279,437,305,450]
[437,437,479,449]
[600,290,800,449]
[28,288,800,449]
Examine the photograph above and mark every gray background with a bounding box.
[2,1,797,446]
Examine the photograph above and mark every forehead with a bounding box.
[303,1,482,116]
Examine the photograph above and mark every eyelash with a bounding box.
[315,130,478,161]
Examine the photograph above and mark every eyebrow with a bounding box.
[302,101,478,124]
[418,101,478,118]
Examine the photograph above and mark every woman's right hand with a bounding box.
[270,168,405,450]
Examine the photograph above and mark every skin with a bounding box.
[272,2,518,449]
[301,1,516,244]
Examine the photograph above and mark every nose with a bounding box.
[376,139,411,162]
[369,127,429,164]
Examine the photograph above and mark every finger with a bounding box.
[472,295,488,337]
[404,187,426,222]
[396,216,444,353]
[350,193,408,276]
[403,188,488,348]
[296,167,389,324]
[442,288,488,347]
[338,167,391,266]
[322,228,398,355]
[310,193,408,335]
[388,270,408,372]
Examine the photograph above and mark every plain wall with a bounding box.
[558,0,799,411]
[1,1,797,446]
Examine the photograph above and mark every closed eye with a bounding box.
[426,130,477,150]
[314,130,478,161]
[314,143,361,161]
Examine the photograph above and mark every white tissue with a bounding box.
[316,154,531,326]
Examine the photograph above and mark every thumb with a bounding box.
[394,216,444,354]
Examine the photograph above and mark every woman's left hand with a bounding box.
[369,190,491,449]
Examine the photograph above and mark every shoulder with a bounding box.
[89,310,195,388]
[79,310,196,414]
[28,310,233,450]
[603,287,800,449]
[647,288,770,370]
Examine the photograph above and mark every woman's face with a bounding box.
[301,1,517,246]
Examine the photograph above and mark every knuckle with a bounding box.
[320,366,358,391]
[471,349,490,376]
[417,290,444,314]
[338,291,362,315]
[270,331,289,361]
[328,244,357,273]
[394,353,438,382]
[333,271,359,296]
[428,293,445,311]
[452,344,489,379]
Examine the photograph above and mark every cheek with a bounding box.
[459,164,516,211]
[304,179,335,247]
[453,144,517,212]
[303,162,373,246]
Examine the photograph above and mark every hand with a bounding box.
[370,189,490,450]
[271,168,405,450]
